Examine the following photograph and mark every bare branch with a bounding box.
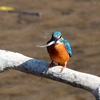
[0,49,100,100]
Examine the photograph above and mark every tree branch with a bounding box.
[0,49,100,100]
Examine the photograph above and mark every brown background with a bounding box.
[0,0,100,100]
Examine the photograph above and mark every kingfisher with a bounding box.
[36,31,72,71]
[46,31,72,71]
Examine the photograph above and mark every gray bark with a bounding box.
[0,49,100,100]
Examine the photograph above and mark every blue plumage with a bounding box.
[60,39,72,57]
[52,31,62,38]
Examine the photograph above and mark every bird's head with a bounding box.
[36,31,62,48]
[51,31,62,43]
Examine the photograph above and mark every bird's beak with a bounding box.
[36,37,60,48]
[36,41,55,48]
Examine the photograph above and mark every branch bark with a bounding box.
[0,49,100,100]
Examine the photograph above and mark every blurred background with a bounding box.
[0,0,100,100]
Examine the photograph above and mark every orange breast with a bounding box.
[47,43,70,66]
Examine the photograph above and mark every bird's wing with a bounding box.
[60,39,72,57]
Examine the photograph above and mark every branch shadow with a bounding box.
[16,58,49,76]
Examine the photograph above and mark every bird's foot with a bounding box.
[48,61,55,69]
[60,66,66,72]
[60,62,67,72]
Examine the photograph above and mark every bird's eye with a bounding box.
[58,36,62,39]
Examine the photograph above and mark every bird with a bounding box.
[47,31,72,71]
